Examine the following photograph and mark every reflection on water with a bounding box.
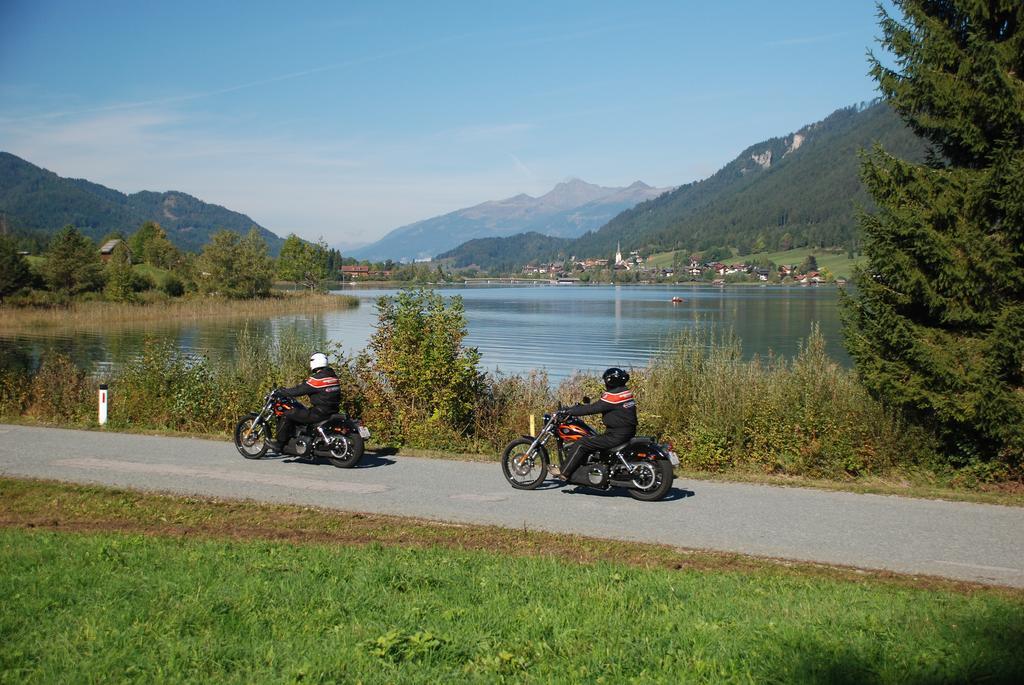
[0,284,848,382]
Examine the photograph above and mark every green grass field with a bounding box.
[645,248,865,279]
[1,480,1022,683]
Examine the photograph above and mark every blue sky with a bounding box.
[0,1,891,248]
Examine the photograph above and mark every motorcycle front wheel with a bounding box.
[626,459,674,501]
[234,414,269,459]
[501,438,549,490]
[326,431,364,469]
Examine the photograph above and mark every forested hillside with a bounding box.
[436,232,573,272]
[570,101,927,258]
[0,152,283,253]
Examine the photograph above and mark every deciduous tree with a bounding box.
[103,241,136,302]
[277,234,329,290]
[197,228,273,298]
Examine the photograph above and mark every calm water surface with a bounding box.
[0,284,848,381]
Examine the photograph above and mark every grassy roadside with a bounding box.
[0,291,358,330]
[1,478,1021,683]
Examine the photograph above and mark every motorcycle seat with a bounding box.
[607,437,656,454]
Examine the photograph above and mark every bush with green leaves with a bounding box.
[365,289,485,447]
[640,326,934,478]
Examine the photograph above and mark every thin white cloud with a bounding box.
[508,153,534,180]
[0,35,468,125]
[0,106,543,244]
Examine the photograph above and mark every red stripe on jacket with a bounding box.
[601,390,633,404]
[306,376,339,388]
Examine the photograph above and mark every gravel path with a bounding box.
[2,424,1022,587]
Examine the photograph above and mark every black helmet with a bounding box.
[602,367,629,390]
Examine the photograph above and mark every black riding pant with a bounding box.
[277,404,332,446]
[562,431,634,478]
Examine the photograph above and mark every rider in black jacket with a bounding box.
[556,367,637,481]
[269,352,341,452]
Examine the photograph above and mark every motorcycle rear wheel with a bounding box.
[326,431,364,469]
[234,414,269,459]
[626,459,674,501]
[501,438,549,490]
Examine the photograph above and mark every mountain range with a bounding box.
[2,100,925,269]
[349,178,672,262]
[437,101,928,270]
[0,152,283,253]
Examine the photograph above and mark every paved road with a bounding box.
[2,424,1022,587]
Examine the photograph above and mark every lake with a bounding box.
[0,284,848,382]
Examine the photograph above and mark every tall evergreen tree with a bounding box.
[0,235,32,301]
[842,1,1024,466]
[43,225,104,295]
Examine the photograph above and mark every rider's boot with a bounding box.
[558,447,588,482]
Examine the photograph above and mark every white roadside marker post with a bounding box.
[529,413,535,437]
[98,384,108,426]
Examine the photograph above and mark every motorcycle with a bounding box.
[500,400,679,501]
[233,389,370,468]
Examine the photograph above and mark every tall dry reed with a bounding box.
[0,292,358,331]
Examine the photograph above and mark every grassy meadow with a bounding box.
[1,479,1021,684]
[645,248,864,279]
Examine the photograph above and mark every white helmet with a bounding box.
[309,352,328,371]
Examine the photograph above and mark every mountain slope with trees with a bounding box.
[441,102,929,272]
[569,101,928,259]
[0,152,283,253]
[436,232,574,272]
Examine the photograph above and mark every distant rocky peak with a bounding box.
[539,178,609,209]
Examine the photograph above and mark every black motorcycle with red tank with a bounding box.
[233,388,369,468]
[500,400,678,501]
